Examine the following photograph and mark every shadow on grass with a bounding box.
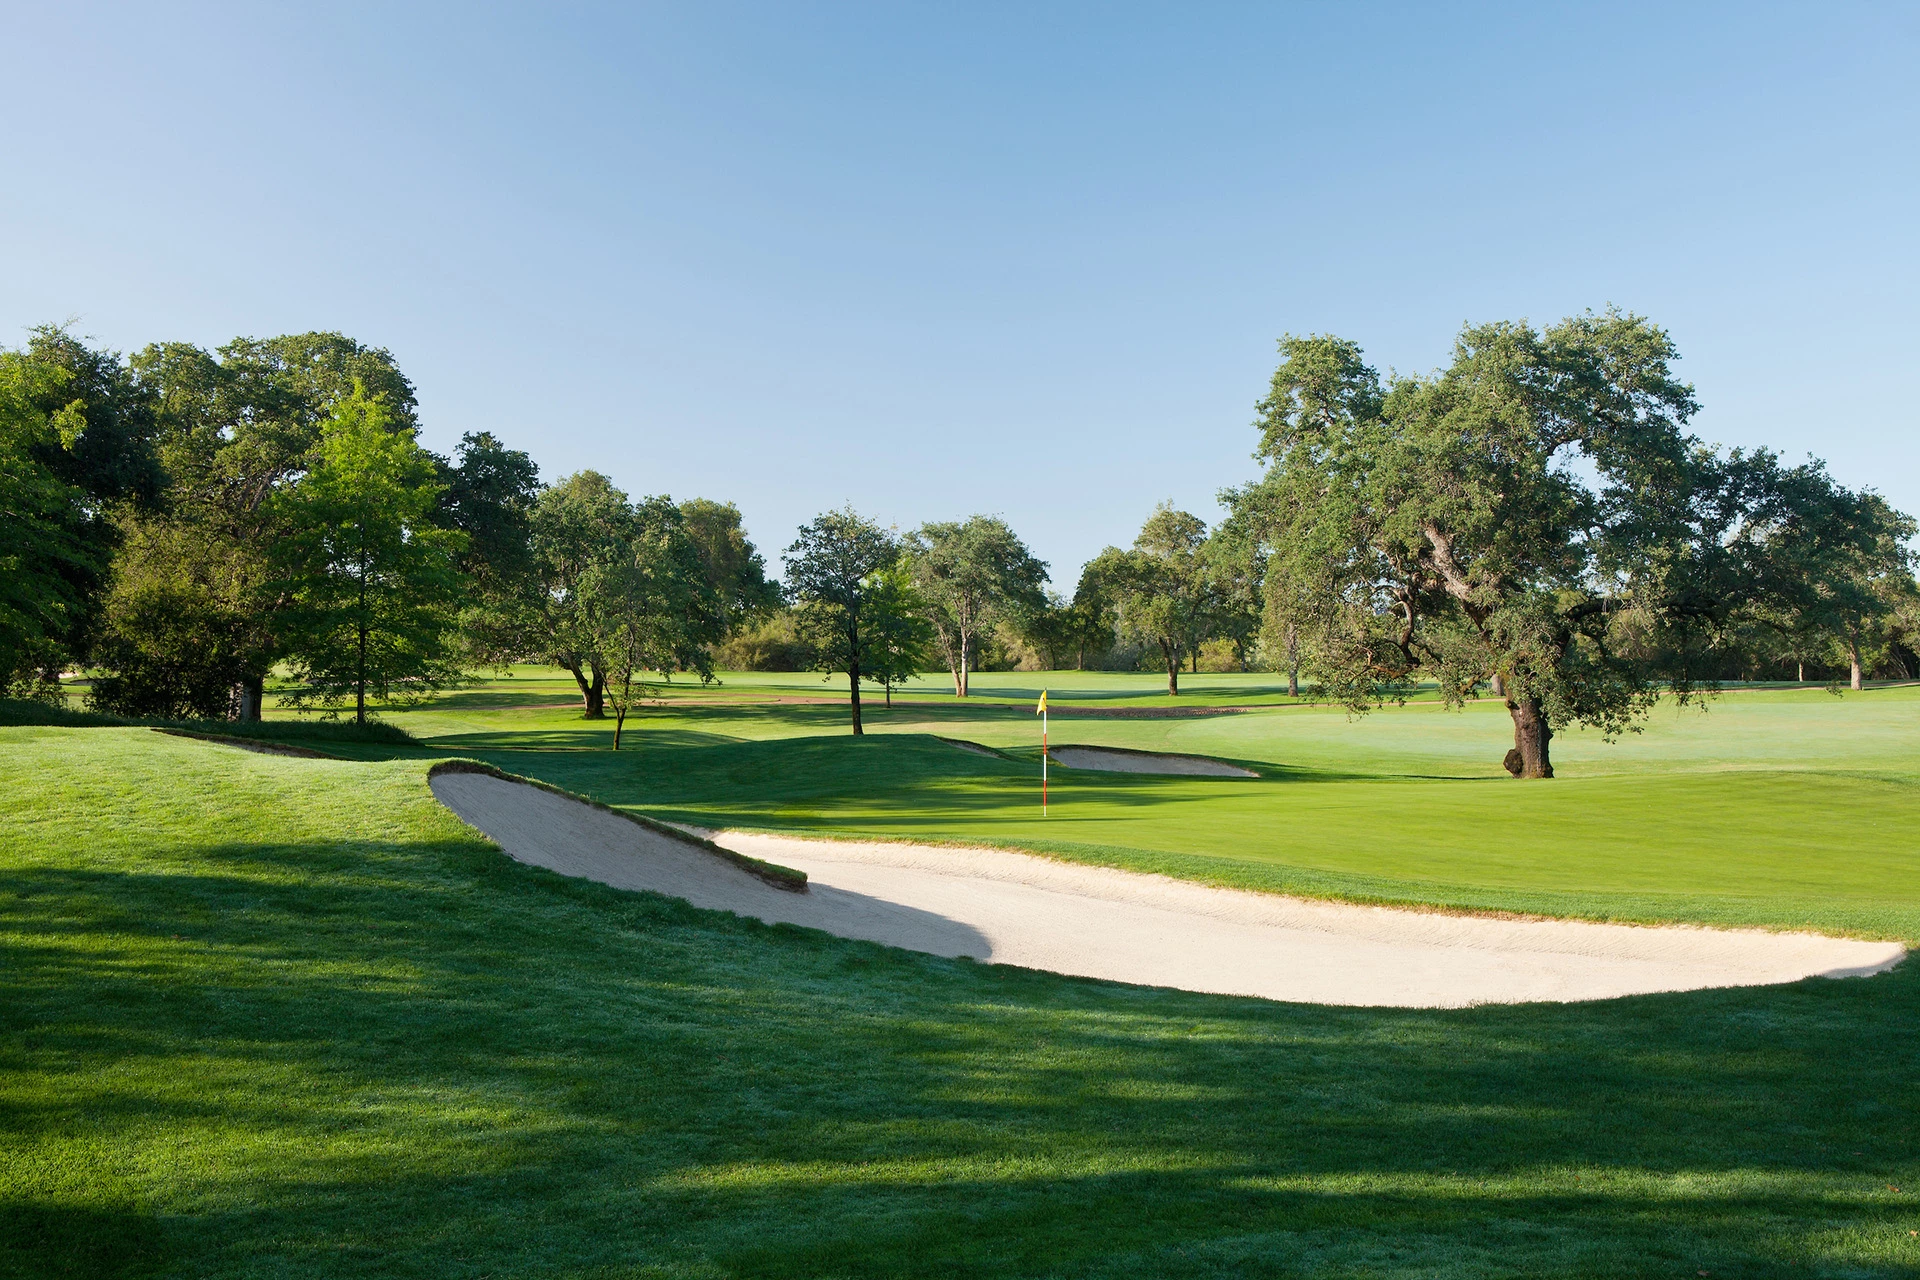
[5,820,1919,1277]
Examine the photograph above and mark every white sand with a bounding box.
[430,771,1905,1008]
[1049,746,1257,777]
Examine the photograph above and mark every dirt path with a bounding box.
[430,771,1905,1008]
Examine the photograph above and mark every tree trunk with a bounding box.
[567,664,606,718]
[1797,660,1804,683]
[959,626,970,698]
[355,551,368,727]
[1162,639,1179,696]
[237,675,263,722]
[1504,698,1553,778]
[1286,624,1299,698]
[1849,631,1864,690]
[613,705,627,750]
[848,663,864,735]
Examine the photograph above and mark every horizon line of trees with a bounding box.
[4,314,1915,771]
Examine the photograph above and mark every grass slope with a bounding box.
[2,727,1918,1278]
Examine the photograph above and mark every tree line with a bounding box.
[4,312,1914,773]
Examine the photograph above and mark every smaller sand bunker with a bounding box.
[430,771,1903,1008]
[1049,745,1257,777]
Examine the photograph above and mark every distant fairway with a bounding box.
[371,670,1920,939]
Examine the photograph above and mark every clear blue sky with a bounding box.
[5,3,1915,587]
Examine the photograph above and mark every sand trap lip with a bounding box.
[938,737,1004,759]
[429,771,1904,1008]
[153,728,340,759]
[1048,745,1258,777]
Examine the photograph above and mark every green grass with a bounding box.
[4,726,1919,1278]
[352,673,1920,940]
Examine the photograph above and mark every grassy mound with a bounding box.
[2,725,1917,1277]
[0,697,419,747]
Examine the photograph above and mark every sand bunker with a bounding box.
[938,737,1003,759]
[1049,746,1257,777]
[430,771,1904,1008]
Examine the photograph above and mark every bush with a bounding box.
[714,612,816,671]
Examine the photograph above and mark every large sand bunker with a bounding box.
[430,770,1904,1008]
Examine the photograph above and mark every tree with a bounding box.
[527,471,635,717]
[0,350,101,696]
[1063,562,1121,670]
[859,565,934,708]
[1096,505,1218,695]
[1203,496,1267,672]
[1746,460,1918,690]
[587,497,724,749]
[1,328,164,690]
[679,498,779,634]
[1248,312,1746,778]
[437,431,542,668]
[905,516,1048,696]
[1224,474,1307,694]
[268,386,467,725]
[122,331,418,718]
[1009,591,1079,671]
[439,431,540,593]
[88,514,265,718]
[21,326,164,508]
[785,507,900,735]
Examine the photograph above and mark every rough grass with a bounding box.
[2,727,1918,1278]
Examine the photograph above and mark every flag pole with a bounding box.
[1037,688,1048,816]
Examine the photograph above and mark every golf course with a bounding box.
[8,9,1920,1274]
[5,673,1917,1277]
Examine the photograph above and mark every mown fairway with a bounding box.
[4,678,1918,1277]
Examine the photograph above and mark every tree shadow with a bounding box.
[5,826,1918,1276]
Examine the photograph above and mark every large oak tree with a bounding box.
[1248,311,1751,778]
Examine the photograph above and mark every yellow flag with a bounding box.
[1035,690,1047,715]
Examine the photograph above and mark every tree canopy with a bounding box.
[1244,311,1757,777]
[786,507,902,735]
[267,387,466,725]
[0,348,104,695]
[1086,505,1219,695]
[679,498,779,633]
[905,515,1048,697]
[585,496,725,749]
[526,470,636,718]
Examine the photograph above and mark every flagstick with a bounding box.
[1041,700,1048,816]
